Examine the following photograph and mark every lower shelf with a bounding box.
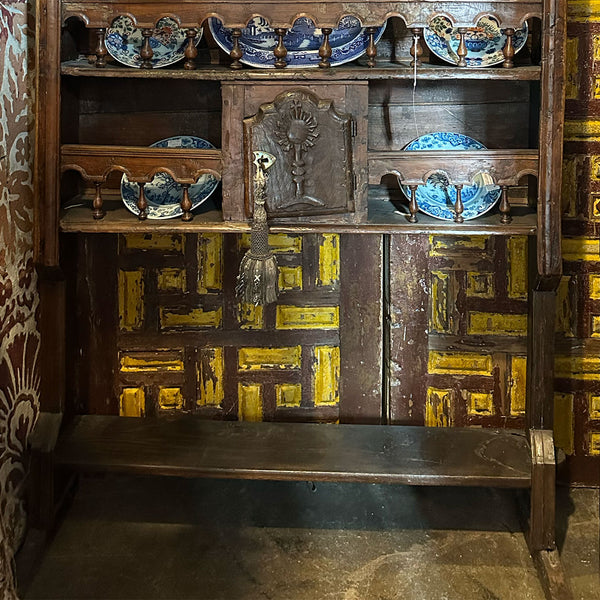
[54,415,532,488]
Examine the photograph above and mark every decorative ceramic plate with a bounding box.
[423,16,528,67]
[121,136,219,220]
[106,16,202,68]
[401,132,501,221]
[208,16,386,68]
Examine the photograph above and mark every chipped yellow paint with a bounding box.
[123,234,183,252]
[428,351,493,376]
[589,393,600,420]
[509,356,527,416]
[588,432,600,456]
[591,315,600,337]
[276,384,302,407]
[238,346,302,370]
[198,233,223,293]
[118,269,144,331]
[430,235,486,255]
[561,157,577,218]
[279,266,303,291]
[594,34,600,63]
[430,271,450,333]
[318,234,340,287]
[160,307,222,329]
[467,272,494,298]
[555,356,600,381]
[426,388,452,427]
[313,346,340,405]
[158,387,184,411]
[276,305,339,329]
[590,275,600,300]
[565,38,579,100]
[238,383,263,421]
[238,303,264,329]
[591,156,600,181]
[198,347,224,407]
[119,387,145,417]
[556,276,574,337]
[595,78,600,100]
[569,1,600,22]
[507,236,528,299]
[240,233,302,253]
[120,353,184,372]
[467,312,527,336]
[564,120,600,142]
[562,237,600,262]
[554,393,574,456]
[592,194,600,221]
[157,268,186,291]
[468,392,494,416]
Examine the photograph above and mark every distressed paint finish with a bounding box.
[120,387,145,417]
[197,233,223,293]
[238,346,302,370]
[317,234,340,287]
[313,346,340,406]
[159,307,223,329]
[120,352,184,372]
[275,305,339,329]
[238,383,263,421]
[425,388,452,427]
[158,387,184,411]
[198,347,224,407]
[118,270,144,331]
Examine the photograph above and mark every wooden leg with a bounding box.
[529,429,556,551]
[531,547,575,600]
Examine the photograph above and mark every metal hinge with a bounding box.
[353,173,358,190]
[350,118,357,137]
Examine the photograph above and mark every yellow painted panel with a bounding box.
[158,387,184,411]
[556,276,573,337]
[561,157,577,218]
[588,432,600,456]
[118,270,144,331]
[564,119,600,142]
[591,156,600,181]
[589,393,600,420]
[467,312,527,336]
[428,351,493,376]
[238,383,263,421]
[592,194,600,221]
[562,237,600,262]
[507,236,528,299]
[314,346,340,406]
[160,307,222,329]
[238,346,302,370]
[554,393,574,456]
[569,1,600,21]
[555,356,600,381]
[565,38,579,100]
[120,353,184,372]
[124,234,183,252]
[279,266,303,291]
[591,315,600,338]
[468,392,493,416]
[467,272,494,298]
[198,347,224,407]
[594,78,600,100]
[426,388,452,427]
[590,275,600,300]
[157,268,186,291]
[198,233,223,293]
[276,384,302,407]
[594,34,600,63]
[509,356,527,416]
[318,234,340,287]
[119,387,145,417]
[238,303,264,329]
[240,233,302,253]
[430,271,450,333]
[276,305,339,329]
[430,235,486,255]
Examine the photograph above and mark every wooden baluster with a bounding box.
[95,28,108,68]
[319,28,332,68]
[181,184,193,221]
[137,182,148,220]
[274,28,288,68]
[503,28,515,68]
[408,185,419,223]
[454,184,464,223]
[230,28,244,69]
[365,26,378,67]
[184,29,198,70]
[140,28,154,69]
[457,27,468,67]
[410,28,423,67]
[499,185,512,223]
[92,182,105,219]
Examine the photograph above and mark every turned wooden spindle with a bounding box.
[95,28,108,68]
[184,29,198,70]
[230,28,244,69]
[408,185,419,223]
[319,28,333,68]
[457,28,468,67]
[274,28,288,68]
[365,26,378,67]
[181,184,193,221]
[454,184,464,223]
[92,183,105,219]
[499,185,512,223]
[502,28,515,68]
[140,28,154,69]
[410,28,423,67]
[137,183,148,220]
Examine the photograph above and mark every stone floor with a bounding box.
[18,476,599,599]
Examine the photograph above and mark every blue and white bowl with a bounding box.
[121,136,219,220]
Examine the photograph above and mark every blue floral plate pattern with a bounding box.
[208,16,386,68]
[401,132,502,221]
[106,16,202,69]
[121,136,219,220]
[424,16,528,67]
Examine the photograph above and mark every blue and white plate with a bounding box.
[121,136,219,220]
[208,16,386,68]
[106,16,202,69]
[401,132,501,221]
[424,16,528,67]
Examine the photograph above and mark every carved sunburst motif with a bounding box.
[275,99,319,152]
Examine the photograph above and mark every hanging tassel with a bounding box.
[236,151,279,305]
